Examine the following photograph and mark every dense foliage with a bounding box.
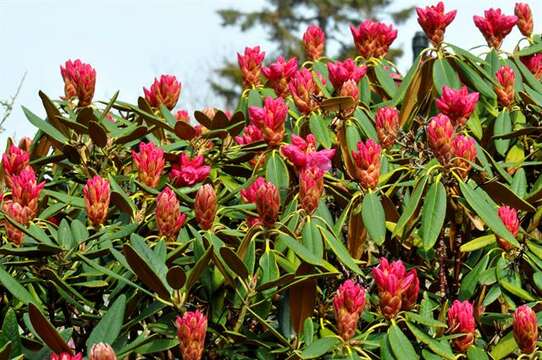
[1,2,542,359]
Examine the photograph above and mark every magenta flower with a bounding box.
[238,46,265,88]
[281,134,335,173]
[262,56,298,98]
[372,258,417,318]
[473,8,518,49]
[132,142,165,188]
[60,59,96,107]
[303,25,325,60]
[288,68,320,114]
[521,54,542,80]
[143,75,181,110]
[375,106,400,148]
[497,205,519,251]
[176,310,207,360]
[427,114,455,164]
[10,167,45,218]
[451,135,477,178]
[248,96,288,147]
[351,139,381,189]
[2,144,30,188]
[515,3,533,37]
[156,187,186,240]
[350,20,397,58]
[235,124,264,145]
[513,305,538,354]
[169,154,210,187]
[495,66,516,107]
[299,166,324,214]
[435,86,479,126]
[416,2,457,46]
[327,59,367,90]
[448,300,476,352]
[83,175,111,227]
[333,280,366,340]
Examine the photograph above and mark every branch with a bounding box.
[0,72,27,133]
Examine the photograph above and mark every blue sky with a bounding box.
[1,0,540,146]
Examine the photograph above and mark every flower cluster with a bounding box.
[350,20,397,58]
[60,59,96,107]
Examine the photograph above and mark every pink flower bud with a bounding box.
[11,168,45,218]
[143,75,181,110]
[303,25,325,60]
[495,66,516,107]
[288,68,320,114]
[89,343,117,360]
[2,145,30,187]
[299,167,324,214]
[513,305,538,354]
[401,269,420,310]
[176,310,207,360]
[60,59,96,107]
[262,56,298,98]
[447,300,476,352]
[372,258,414,319]
[255,180,280,227]
[452,135,477,178]
[176,110,190,122]
[156,187,186,240]
[338,79,360,115]
[327,59,367,90]
[2,201,32,245]
[169,154,210,187]
[435,86,479,127]
[248,97,288,147]
[521,54,542,80]
[194,184,216,230]
[50,353,84,360]
[351,139,381,189]
[281,134,335,173]
[235,124,264,145]
[375,106,400,148]
[473,8,518,49]
[240,177,267,226]
[496,205,519,251]
[333,279,366,340]
[350,20,398,58]
[515,3,533,37]
[238,46,265,88]
[132,142,164,188]
[427,114,455,164]
[83,176,110,227]
[416,2,457,46]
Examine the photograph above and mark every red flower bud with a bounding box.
[497,205,519,251]
[351,139,381,189]
[50,353,83,360]
[169,154,210,187]
[194,184,216,230]
[495,66,515,107]
[2,144,30,187]
[513,305,538,354]
[327,59,367,90]
[515,3,533,37]
[240,177,267,226]
[473,8,518,49]
[262,56,298,98]
[401,269,420,310]
[338,79,359,115]
[176,110,190,122]
[156,187,186,240]
[447,300,476,352]
[238,46,265,88]
[350,20,397,58]
[143,75,181,110]
[176,310,207,360]
[235,124,264,146]
[248,97,288,147]
[451,135,477,178]
[435,86,479,127]
[281,134,335,173]
[83,176,110,227]
[299,167,324,214]
[303,25,325,61]
[427,114,455,164]
[416,2,457,46]
[2,201,32,245]
[333,280,366,340]
[89,343,117,360]
[288,68,320,114]
[372,258,415,319]
[255,180,280,227]
[60,59,96,107]
[521,54,542,80]
[132,142,164,188]
[11,168,45,218]
[375,106,400,148]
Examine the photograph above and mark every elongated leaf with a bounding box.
[289,263,316,334]
[375,63,397,97]
[22,106,68,144]
[490,331,517,360]
[456,61,496,100]
[309,112,333,148]
[388,323,418,360]
[405,321,454,359]
[394,176,428,237]
[494,111,511,156]
[0,266,39,306]
[220,247,249,279]
[86,295,126,349]
[277,233,337,273]
[29,304,72,354]
[265,150,289,201]
[302,220,324,258]
[361,192,386,245]
[421,181,447,250]
[300,337,341,359]
[432,58,461,94]
[319,227,362,275]
[0,309,21,358]
[459,181,518,247]
[460,234,496,252]
[123,244,170,299]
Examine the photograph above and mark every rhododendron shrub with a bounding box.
[1,3,542,359]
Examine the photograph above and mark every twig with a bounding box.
[0,72,27,133]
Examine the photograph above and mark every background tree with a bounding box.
[213,0,414,106]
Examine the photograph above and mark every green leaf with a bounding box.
[467,346,490,360]
[353,108,378,140]
[22,106,68,144]
[405,321,454,359]
[459,181,518,247]
[490,331,517,360]
[388,323,418,360]
[277,233,337,273]
[380,334,396,360]
[361,192,386,245]
[460,255,489,299]
[394,176,428,237]
[460,234,496,252]
[456,61,496,100]
[405,312,447,328]
[309,112,333,148]
[514,56,542,93]
[421,181,447,250]
[300,337,341,359]
[494,111,512,156]
[375,63,397,98]
[265,150,290,201]
[318,226,362,275]
[302,219,324,258]
[0,266,39,306]
[0,308,21,357]
[432,58,461,94]
[86,295,126,350]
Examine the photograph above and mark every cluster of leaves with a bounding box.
[1,10,542,360]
